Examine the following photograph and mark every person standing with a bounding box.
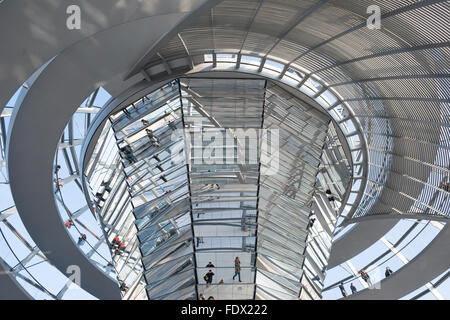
[308,211,316,228]
[385,266,393,277]
[339,282,348,297]
[168,120,177,130]
[233,257,242,282]
[153,154,161,162]
[146,129,156,140]
[78,234,87,245]
[112,236,120,247]
[350,282,357,294]
[119,281,128,292]
[204,270,214,285]
[360,269,372,286]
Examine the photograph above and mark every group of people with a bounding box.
[120,82,176,121]
[94,192,107,210]
[339,267,394,297]
[65,219,73,229]
[54,178,63,191]
[325,189,335,202]
[53,165,63,191]
[111,236,126,256]
[339,282,358,297]
[307,189,337,229]
[203,257,242,286]
[120,145,137,164]
[196,236,204,247]
[122,106,135,119]
[199,294,215,300]
[136,110,180,154]
[66,221,88,247]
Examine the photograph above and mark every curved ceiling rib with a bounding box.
[327,219,398,269]
[125,0,225,79]
[5,7,202,300]
[0,258,32,300]
[0,0,208,113]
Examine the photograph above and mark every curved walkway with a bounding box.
[0,0,209,111]
[6,7,200,300]
[347,224,449,300]
[0,258,32,300]
[328,219,398,269]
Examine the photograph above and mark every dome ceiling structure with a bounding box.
[0,0,448,301]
